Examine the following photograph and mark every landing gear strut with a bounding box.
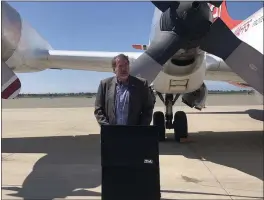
[153,92,188,142]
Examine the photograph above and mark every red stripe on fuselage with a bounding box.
[209,1,242,30]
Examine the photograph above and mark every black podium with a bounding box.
[101,125,161,200]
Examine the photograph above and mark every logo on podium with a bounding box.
[144,159,153,164]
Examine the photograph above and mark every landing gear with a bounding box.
[173,111,188,142]
[153,111,166,141]
[153,92,188,142]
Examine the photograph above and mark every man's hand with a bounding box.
[148,85,156,105]
[94,80,109,126]
[140,80,155,125]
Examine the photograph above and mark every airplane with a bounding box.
[2,1,263,142]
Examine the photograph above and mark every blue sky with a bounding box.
[8,1,263,93]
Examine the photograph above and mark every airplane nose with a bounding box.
[1,1,22,62]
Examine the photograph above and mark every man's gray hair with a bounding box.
[111,54,130,70]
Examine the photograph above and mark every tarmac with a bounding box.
[1,94,264,199]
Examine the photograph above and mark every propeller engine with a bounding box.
[130,1,213,83]
[130,1,263,96]
[1,1,22,99]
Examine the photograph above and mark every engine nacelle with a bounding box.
[181,82,208,110]
[152,51,206,94]
[2,1,52,73]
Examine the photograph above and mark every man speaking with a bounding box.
[94,54,155,126]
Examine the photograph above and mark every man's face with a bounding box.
[114,57,130,82]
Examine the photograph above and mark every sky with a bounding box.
[8,1,264,94]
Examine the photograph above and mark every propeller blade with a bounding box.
[151,1,179,12]
[200,18,263,95]
[207,1,223,7]
[130,31,185,84]
[152,1,222,12]
[1,61,21,99]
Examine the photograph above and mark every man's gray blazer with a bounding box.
[94,75,154,126]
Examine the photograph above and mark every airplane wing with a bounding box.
[131,44,246,84]
[44,50,142,72]
[204,53,247,83]
[45,49,246,85]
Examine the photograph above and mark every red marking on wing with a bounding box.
[2,78,21,99]
[228,81,251,88]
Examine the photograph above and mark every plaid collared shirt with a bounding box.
[115,80,130,125]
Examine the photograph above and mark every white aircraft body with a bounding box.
[2,1,263,141]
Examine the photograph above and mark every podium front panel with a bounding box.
[102,166,160,200]
[101,125,159,167]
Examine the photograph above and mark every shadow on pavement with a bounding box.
[162,130,263,181]
[160,189,262,199]
[185,109,264,121]
[2,130,263,199]
[2,135,101,199]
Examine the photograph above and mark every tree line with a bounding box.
[17,92,96,98]
[17,90,254,98]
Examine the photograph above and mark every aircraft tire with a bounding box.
[153,111,166,141]
[173,111,188,142]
